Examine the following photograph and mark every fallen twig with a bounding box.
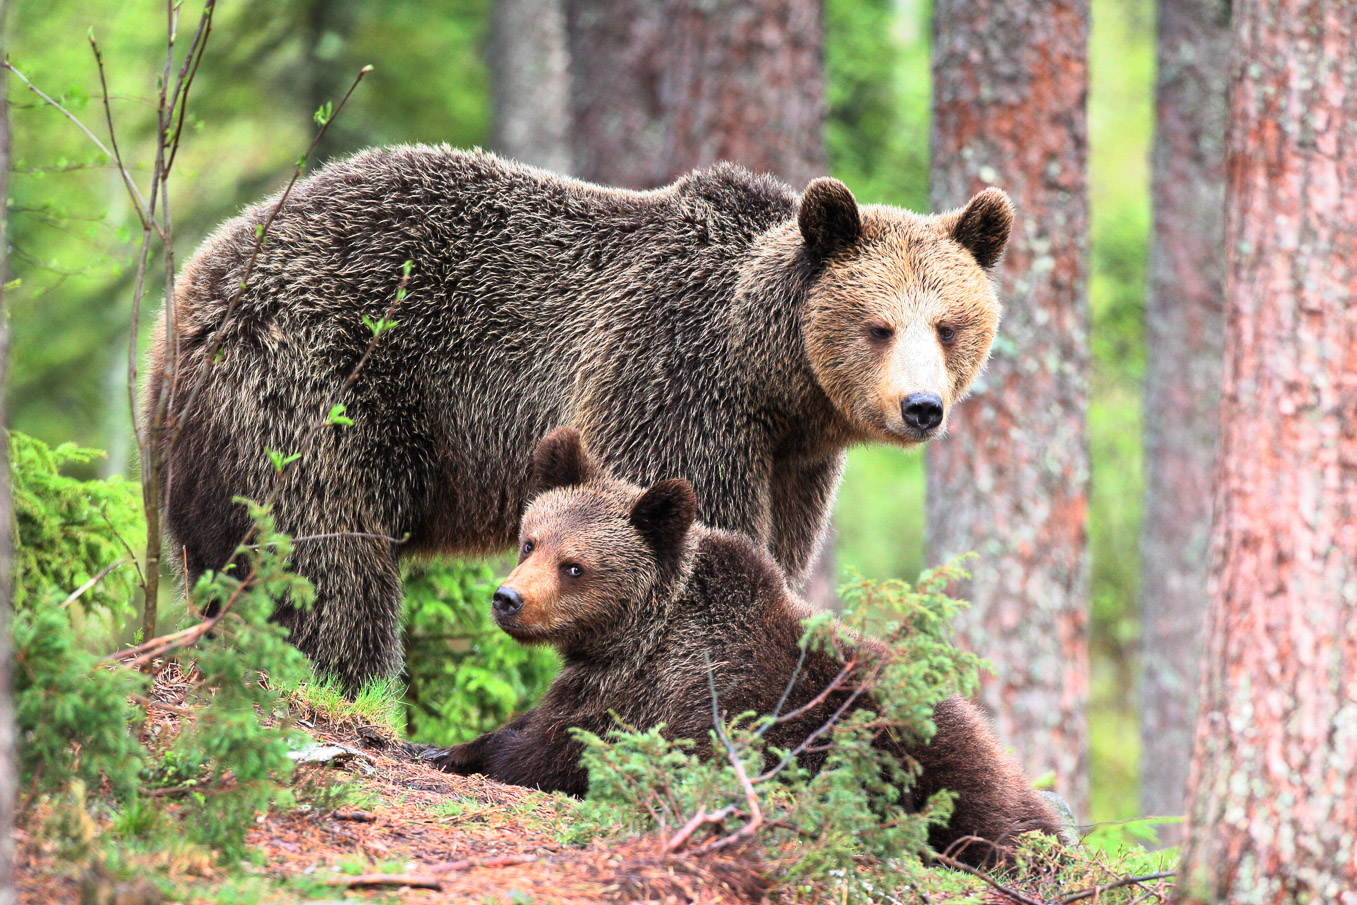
[427,853,541,873]
[325,873,442,890]
[331,808,376,823]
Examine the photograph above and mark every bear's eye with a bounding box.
[936,325,957,343]
[521,540,535,557]
[562,563,584,579]
[867,325,894,341]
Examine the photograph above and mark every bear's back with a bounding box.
[635,530,844,735]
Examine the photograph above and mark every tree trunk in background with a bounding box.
[927,0,1091,817]
[0,0,16,898]
[1137,0,1229,845]
[489,0,574,174]
[1175,3,1357,900]
[563,0,826,191]
[301,0,361,155]
[564,0,838,608]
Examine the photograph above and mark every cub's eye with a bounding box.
[562,563,584,579]
[521,541,535,556]
[936,325,957,343]
[868,325,895,341]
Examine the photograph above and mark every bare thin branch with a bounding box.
[1057,872,1176,905]
[926,848,1045,905]
[58,559,129,609]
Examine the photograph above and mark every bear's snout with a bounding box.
[901,393,945,434]
[492,585,525,618]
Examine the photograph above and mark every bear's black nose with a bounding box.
[492,586,524,617]
[902,393,944,433]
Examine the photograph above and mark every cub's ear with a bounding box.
[629,479,698,573]
[936,187,1013,270]
[799,177,862,260]
[531,427,599,495]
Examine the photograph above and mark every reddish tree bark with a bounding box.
[563,0,826,190]
[1175,2,1357,901]
[927,0,1091,816]
[1138,0,1229,842]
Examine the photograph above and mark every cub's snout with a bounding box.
[492,585,524,619]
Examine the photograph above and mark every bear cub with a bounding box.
[425,428,1061,866]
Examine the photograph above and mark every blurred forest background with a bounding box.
[7,0,1151,824]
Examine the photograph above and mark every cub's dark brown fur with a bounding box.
[426,429,1059,867]
[147,147,1010,689]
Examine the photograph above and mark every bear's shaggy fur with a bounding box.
[424,429,1060,867]
[148,147,1010,689]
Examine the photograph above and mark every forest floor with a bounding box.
[15,669,1170,905]
[16,682,772,905]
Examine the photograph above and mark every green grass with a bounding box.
[279,672,405,737]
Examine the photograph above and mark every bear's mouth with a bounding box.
[494,615,552,643]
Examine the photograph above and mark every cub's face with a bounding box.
[798,180,1010,445]
[490,429,697,651]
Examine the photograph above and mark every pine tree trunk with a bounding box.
[563,0,826,190]
[1175,2,1357,900]
[927,0,1091,817]
[1137,0,1229,844]
[489,0,574,174]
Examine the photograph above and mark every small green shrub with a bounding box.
[402,560,560,746]
[11,433,327,862]
[566,562,986,902]
[10,430,143,627]
[13,606,148,800]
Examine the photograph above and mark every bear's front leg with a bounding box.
[420,732,498,775]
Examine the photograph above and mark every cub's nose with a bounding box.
[492,586,524,617]
[902,393,945,433]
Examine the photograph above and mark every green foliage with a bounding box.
[402,560,560,746]
[565,566,985,902]
[11,430,150,800]
[10,430,143,622]
[13,606,148,800]
[156,499,316,858]
[12,453,325,862]
[825,0,931,211]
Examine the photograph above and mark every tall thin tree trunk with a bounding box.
[489,0,574,174]
[0,0,15,897]
[927,0,1091,817]
[1175,2,1357,900]
[563,0,826,191]
[1138,0,1229,844]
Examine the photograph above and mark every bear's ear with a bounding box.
[531,427,599,495]
[936,187,1013,270]
[799,177,862,260]
[629,479,698,574]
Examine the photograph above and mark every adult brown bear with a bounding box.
[424,428,1059,867]
[147,147,1010,690]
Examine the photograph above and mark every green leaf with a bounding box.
[265,447,302,474]
[327,403,354,427]
[360,314,398,337]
